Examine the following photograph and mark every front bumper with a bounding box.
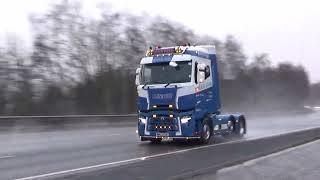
[140,136,200,141]
[138,119,196,137]
[138,110,197,137]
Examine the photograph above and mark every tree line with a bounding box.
[0,0,312,115]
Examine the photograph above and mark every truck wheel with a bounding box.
[227,120,235,136]
[235,120,245,137]
[200,121,211,144]
[150,138,162,144]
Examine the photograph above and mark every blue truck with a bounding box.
[135,45,246,143]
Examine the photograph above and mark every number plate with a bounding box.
[156,132,169,137]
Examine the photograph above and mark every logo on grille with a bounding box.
[152,93,173,99]
[161,117,165,120]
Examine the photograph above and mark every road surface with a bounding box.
[201,139,320,180]
[0,112,319,179]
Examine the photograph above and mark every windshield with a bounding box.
[141,61,192,84]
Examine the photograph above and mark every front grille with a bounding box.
[148,125,178,131]
[151,116,175,121]
[148,117,178,131]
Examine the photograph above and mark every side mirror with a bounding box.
[135,68,141,86]
[198,63,206,71]
[198,72,205,83]
[197,63,206,83]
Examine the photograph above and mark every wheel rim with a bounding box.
[239,121,245,135]
[229,121,234,131]
[203,124,210,140]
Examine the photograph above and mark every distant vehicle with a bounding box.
[135,45,247,143]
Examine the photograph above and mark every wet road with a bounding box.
[211,139,320,180]
[0,112,320,180]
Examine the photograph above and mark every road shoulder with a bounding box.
[196,139,320,180]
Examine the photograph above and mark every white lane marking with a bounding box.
[0,155,15,159]
[16,126,320,180]
[219,139,320,173]
[106,133,122,137]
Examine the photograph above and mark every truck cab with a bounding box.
[135,45,246,143]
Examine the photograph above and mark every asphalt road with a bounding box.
[206,139,320,180]
[0,112,320,180]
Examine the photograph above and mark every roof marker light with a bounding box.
[175,46,183,54]
[146,46,153,56]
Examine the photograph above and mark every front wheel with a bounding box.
[199,121,211,144]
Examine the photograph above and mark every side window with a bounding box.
[205,65,211,79]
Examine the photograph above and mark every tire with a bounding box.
[150,138,162,144]
[229,120,235,132]
[199,121,211,144]
[223,120,235,137]
[235,120,245,137]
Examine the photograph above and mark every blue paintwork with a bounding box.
[148,88,177,106]
[177,93,196,110]
[215,114,234,124]
[152,55,173,63]
[137,97,148,111]
[210,54,222,111]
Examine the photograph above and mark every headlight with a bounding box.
[139,116,147,124]
[181,116,191,123]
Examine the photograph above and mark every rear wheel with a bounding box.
[228,120,235,132]
[199,121,211,144]
[224,120,235,137]
[235,120,245,137]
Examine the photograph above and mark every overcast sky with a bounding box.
[0,0,319,82]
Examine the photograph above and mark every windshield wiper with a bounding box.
[142,82,151,89]
[142,81,162,89]
[143,81,176,89]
